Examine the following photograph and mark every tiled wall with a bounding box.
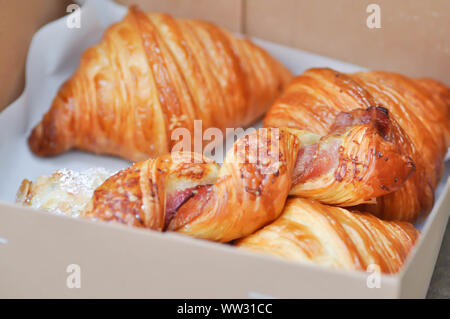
[0,0,71,110]
[1,0,449,110]
[119,0,450,85]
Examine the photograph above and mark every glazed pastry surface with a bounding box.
[85,108,415,242]
[20,108,415,242]
[264,68,450,221]
[28,6,292,162]
[237,198,419,274]
[16,168,113,218]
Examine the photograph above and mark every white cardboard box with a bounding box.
[0,0,448,298]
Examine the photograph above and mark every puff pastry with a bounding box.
[19,107,415,242]
[236,198,419,274]
[264,68,450,221]
[28,6,292,162]
[16,168,113,218]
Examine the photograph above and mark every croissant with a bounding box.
[19,107,415,242]
[236,198,419,274]
[264,68,450,222]
[28,6,292,162]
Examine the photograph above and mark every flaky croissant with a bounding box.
[28,6,292,162]
[265,68,450,222]
[19,107,415,242]
[236,198,419,274]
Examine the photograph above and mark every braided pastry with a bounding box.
[19,107,415,242]
[236,198,419,274]
[28,6,292,162]
[265,68,450,222]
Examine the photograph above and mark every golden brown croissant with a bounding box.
[81,107,414,242]
[236,198,419,274]
[264,68,450,222]
[28,6,292,162]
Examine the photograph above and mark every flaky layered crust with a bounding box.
[79,108,413,241]
[28,6,292,162]
[16,168,113,218]
[236,198,419,274]
[288,107,415,206]
[264,68,450,221]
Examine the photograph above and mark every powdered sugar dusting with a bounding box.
[20,167,115,218]
[54,167,113,195]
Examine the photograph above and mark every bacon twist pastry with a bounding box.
[28,6,292,162]
[236,198,419,274]
[81,107,414,242]
[264,68,450,222]
[19,108,414,241]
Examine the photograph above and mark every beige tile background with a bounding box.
[0,0,449,110]
[117,0,244,32]
[245,0,450,85]
[0,0,71,110]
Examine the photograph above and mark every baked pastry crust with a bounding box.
[16,168,113,218]
[264,68,450,221]
[19,108,415,242]
[28,6,292,162]
[236,197,419,274]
